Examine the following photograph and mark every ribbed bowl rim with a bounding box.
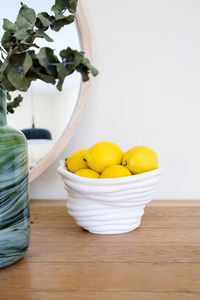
[57,161,162,186]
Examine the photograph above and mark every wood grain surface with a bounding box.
[0,200,200,300]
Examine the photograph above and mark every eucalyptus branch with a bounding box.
[0,0,98,113]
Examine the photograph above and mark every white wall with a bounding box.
[30,0,200,200]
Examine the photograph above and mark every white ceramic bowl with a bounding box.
[57,162,161,234]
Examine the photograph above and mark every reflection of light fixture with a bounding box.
[21,89,54,169]
[22,122,52,140]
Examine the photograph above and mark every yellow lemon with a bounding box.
[65,149,88,173]
[122,152,126,160]
[75,168,100,178]
[101,165,132,178]
[122,146,158,174]
[84,142,122,173]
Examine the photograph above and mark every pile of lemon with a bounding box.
[65,142,158,179]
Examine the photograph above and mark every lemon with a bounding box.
[101,165,132,178]
[65,149,88,173]
[122,146,158,174]
[75,168,100,178]
[84,142,122,173]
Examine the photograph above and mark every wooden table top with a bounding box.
[0,200,200,300]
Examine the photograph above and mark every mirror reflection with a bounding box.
[0,0,82,170]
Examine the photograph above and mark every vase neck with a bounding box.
[0,86,7,126]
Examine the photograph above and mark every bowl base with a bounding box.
[86,223,141,235]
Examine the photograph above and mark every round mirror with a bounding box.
[0,0,91,182]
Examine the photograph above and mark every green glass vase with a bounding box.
[0,86,29,268]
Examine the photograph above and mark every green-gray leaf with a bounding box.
[51,0,78,14]
[23,52,32,74]
[7,64,31,91]
[13,94,23,106]
[3,19,17,33]
[32,70,56,84]
[29,47,59,81]
[37,12,52,28]
[15,30,39,50]
[60,47,83,67]
[7,94,23,114]
[1,75,16,91]
[50,14,74,31]
[76,63,89,81]
[15,3,36,32]
[56,63,69,91]
[6,91,11,100]
[36,47,55,72]
[6,53,32,91]
[14,29,27,40]
[35,30,54,42]
[1,32,14,52]
[81,58,99,76]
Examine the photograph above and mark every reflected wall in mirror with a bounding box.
[0,0,91,179]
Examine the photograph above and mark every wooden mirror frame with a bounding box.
[29,2,92,182]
